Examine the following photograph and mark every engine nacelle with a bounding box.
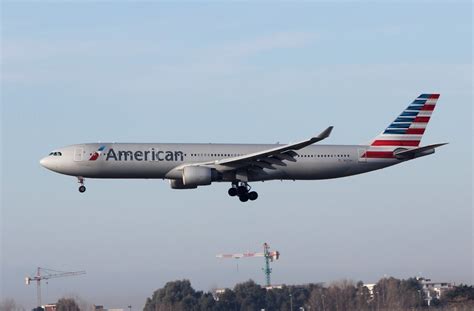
[182,166,212,186]
[170,179,198,189]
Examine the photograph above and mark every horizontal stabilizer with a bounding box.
[394,143,447,159]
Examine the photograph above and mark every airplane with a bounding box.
[40,94,446,202]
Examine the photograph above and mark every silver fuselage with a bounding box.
[40,143,401,182]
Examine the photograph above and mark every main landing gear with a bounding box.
[228,182,258,202]
[77,177,86,193]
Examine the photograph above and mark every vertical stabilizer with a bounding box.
[366,94,440,159]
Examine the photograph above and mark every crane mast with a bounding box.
[25,267,86,308]
[263,243,272,287]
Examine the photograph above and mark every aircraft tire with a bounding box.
[79,185,86,193]
[239,194,249,202]
[237,186,247,196]
[248,191,258,201]
[228,188,237,197]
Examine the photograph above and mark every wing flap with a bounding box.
[251,160,277,170]
[274,153,297,162]
[265,157,287,166]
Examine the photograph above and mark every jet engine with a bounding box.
[182,166,212,186]
[169,179,198,189]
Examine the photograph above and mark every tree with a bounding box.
[289,285,311,310]
[196,292,216,310]
[0,299,25,311]
[324,280,358,311]
[372,277,424,310]
[233,280,266,310]
[144,279,202,311]
[355,281,371,311]
[308,286,327,311]
[56,298,80,311]
[444,284,474,302]
[214,289,239,311]
[265,287,291,311]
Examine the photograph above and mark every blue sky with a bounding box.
[1,1,472,309]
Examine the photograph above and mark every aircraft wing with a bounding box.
[167,126,333,178]
[214,126,333,169]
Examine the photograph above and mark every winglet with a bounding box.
[319,126,333,139]
[312,126,333,143]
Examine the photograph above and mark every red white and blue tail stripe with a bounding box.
[365,94,439,159]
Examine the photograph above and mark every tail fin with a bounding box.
[371,93,439,147]
[365,94,440,159]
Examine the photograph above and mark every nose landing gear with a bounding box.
[77,177,86,193]
[228,182,258,202]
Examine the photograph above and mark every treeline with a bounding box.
[0,298,80,311]
[143,278,474,311]
[2,279,473,311]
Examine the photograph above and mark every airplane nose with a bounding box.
[40,157,50,169]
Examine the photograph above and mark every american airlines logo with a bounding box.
[89,145,106,161]
[105,148,184,162]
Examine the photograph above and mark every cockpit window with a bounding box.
[49,152,62,156]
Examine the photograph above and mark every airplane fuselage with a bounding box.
[41,143,397,181]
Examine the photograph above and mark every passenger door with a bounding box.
[74,147,84,161]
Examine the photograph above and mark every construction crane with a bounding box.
[25,267,86,308]
[216,242,280,287]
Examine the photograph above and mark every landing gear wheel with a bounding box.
[77,176,86,193]
[228,187,238,197]
[237,186,248,196]
[239,194,249,202]
[248,191,258,201]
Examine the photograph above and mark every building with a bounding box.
[417,277,455,306]
[42,304,57,311]
[363,283,376,298]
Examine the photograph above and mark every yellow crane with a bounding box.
[26,267,86,308]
